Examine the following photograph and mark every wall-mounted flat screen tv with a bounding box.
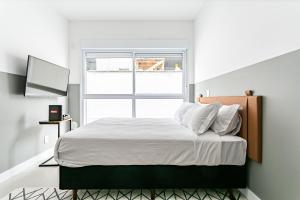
[24,55,70,97]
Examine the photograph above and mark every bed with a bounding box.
[54,94,262,200]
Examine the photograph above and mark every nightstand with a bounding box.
[38,118,72,167]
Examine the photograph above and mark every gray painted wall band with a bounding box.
[68,84,80,125]
[194,49,300,200]
[0,71,68,173]
[188,84,195,102]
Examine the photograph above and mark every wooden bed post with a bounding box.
[72,189,78,200]
[150,189,155,200]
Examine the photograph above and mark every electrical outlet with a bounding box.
[44,136,49,144]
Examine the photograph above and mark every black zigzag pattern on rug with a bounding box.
[6,188,246,200]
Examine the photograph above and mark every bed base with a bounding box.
[60,165,246,200]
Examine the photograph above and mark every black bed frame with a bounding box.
[60,165,246,200]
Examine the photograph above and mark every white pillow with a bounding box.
[211,104,240,136]
[181,106,196,126]
[182,103,220,134]
[228,114,242,136]
[174,102,196,123]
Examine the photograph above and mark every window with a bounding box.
[136,99,183,118]
[82,49,187,124]
[135,54,183,94]
[85,53,133,94]
[85,99,132,124]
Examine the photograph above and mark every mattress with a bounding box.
[54,118,247,167]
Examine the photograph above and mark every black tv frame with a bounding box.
[24,55,70,97]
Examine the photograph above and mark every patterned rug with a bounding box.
[3,188,246,200]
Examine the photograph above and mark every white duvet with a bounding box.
[54,118,246,167]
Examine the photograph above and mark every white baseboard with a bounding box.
[239,188,261,200]
[0,148,53,184]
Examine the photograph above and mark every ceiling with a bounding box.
[2,0,204,20]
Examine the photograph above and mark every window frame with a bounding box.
[81,48,188,125]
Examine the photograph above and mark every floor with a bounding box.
[0,166,58,199]
[0,166,247,200]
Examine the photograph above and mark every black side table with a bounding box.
[38,118,72,167]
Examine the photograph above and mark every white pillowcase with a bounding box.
[211,104,241,136]
[182,103,220,134]
[174,102,197,123]
[181,107,196,126]
[228,114,242,136]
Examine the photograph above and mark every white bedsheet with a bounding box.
[54,118,246,167]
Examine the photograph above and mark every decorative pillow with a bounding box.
[174,102,196,123]
[211,104,240,136]
[182,103,220,134]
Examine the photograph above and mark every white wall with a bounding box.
[194,0,300,82]
[0,2,69,175]
[0,2,68,75]
[69,21,194,84]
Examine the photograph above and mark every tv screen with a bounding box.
[25,55,70,97]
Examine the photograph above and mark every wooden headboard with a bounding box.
[197,95,262,163]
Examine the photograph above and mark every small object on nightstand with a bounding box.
[49,105,62,121]
[63,114,71,120]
